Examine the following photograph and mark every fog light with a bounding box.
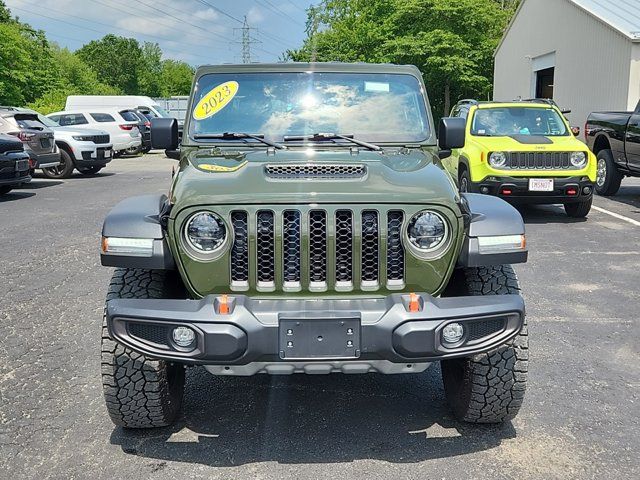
[172,326,196,348]
[442,323,464,344]
[583,186,592,195]
[480,186,490,194]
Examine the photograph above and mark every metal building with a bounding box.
[493,0,640,128]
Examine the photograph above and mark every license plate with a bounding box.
[105,149,112,158]
[529,178,554,192]
[279,318,360,360]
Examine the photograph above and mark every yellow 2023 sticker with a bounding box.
[199,161,247,172]
[193,81,239,120]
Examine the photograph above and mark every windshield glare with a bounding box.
[189,72,430,144]
[471,107,569,137]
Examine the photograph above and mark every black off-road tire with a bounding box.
[459,168,472,193]
[42,148,75,179]
[564,197,592,218]
[441,265,528,423]
[101,268,185,428]
[595,149,622,196]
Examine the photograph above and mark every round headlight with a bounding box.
[570,152,587,168]
[489,152,507,168]
[407,211,447,252]
[184,212,226,253]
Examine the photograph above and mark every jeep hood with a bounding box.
[171,147,460,209]
[470,134,587,152]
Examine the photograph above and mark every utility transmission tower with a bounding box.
[233,16,261,63]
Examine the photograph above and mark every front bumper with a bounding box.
[76,146,113,169]
[106,293,525,366]
[473,175,593,204]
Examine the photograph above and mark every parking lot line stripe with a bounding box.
[592,205,640,227]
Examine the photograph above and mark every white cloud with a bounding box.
[246,6,265,25]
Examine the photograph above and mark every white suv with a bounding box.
[47,110,141,156]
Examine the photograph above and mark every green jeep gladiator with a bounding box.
[100,63,529,428]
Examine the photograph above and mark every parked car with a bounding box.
[586,100,640,195]
[0,133,31,195]
[17,109,114,178]
[119,109,151,153]
[446,99,597,218]
[99,62,530,429]
[65,95,173,120]
[0,107,61,173]
[47,110,141,157]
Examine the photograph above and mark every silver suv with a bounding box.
[0,108,61,173]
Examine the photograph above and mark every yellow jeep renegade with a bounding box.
[444,99,597,218]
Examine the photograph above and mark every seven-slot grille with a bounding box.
[230,208,405,291]
[502,152,574,170]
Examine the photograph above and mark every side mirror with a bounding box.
[151,117,179,150]
[571,126,581,136]
[438,117,466,156]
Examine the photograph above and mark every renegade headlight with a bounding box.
[489,152,507,168]
[406,211,448,254]
[570,152,587,168]
[184,212,227,255]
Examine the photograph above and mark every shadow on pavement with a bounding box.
[517,204,588,224]
[69,172,116,179]
[17,180,63,190]
[0,191,36,202]
[602,185,640,213]
[110,365,517,467]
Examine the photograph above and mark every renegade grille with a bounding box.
[230,208,405,292]
[503,152,574,169]
[264,163,366,179]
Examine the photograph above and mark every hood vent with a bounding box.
[265,163,366,180]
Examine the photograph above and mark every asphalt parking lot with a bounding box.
[1,153,638,480]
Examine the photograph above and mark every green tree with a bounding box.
[27,46,120,113]
[138,42,163,97]
[0,22,57,105]
[0,0,13,23]
[76,34,143,94]
[159,60,195,96]
[287,0,511,117]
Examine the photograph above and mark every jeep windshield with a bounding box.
[188,72,430,145]
[471,106,569,137]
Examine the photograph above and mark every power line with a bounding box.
[94,0,225,45]
[8,5,215,63]
[192,0,243,24]
[285,0,308,13]
[256,0,305,27]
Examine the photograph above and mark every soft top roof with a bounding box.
[194,62,423,77]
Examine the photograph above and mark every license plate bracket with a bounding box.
[279,318,361,360]
[529,178,554,192]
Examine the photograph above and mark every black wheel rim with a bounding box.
[46,154,66,177]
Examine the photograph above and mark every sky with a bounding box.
[4,0,315,65]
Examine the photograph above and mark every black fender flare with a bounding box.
[101,194,175,270]
[458,193,528,267]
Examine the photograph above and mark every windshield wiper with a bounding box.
[283,133,382,151]
[193,132,287,150]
